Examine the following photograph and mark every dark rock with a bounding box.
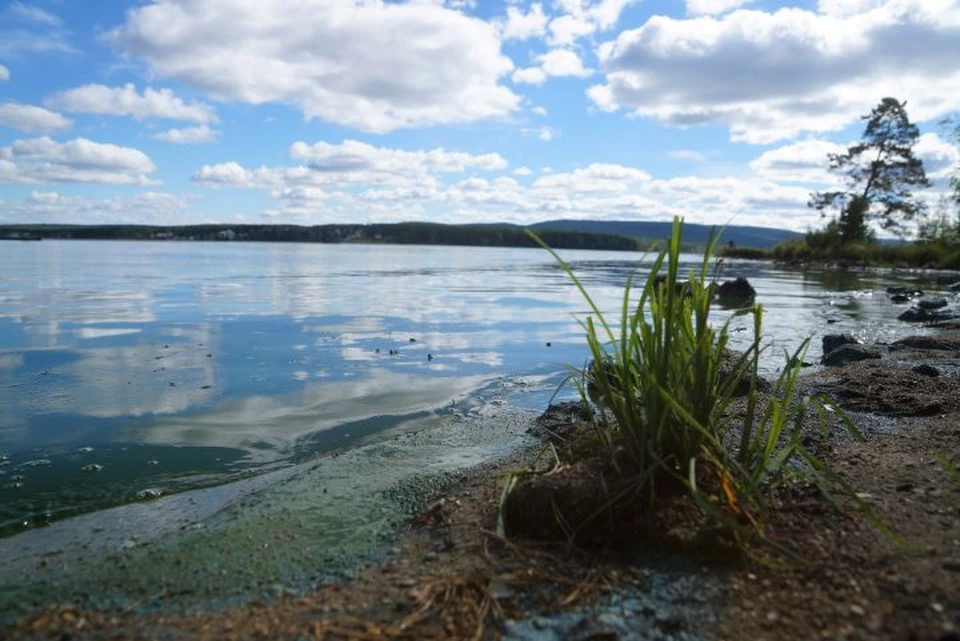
[950,282,960,293]
[899,307,933,322]
[942,559,960,573]
[889,293,910,303]
[911,364,940,377]
[891,336,960,351]
[714,277,756,308]
[822,333,859,356]
[820,344,882,366]
[918,297,948,310]
[886,286,924,299]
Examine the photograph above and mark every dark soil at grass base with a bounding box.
[7,338,960,641]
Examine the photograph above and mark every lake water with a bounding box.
[0,239,942,535]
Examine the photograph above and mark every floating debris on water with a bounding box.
[82,464,104,473]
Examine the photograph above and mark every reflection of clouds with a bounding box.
[78,327,141,339]
[3,325,218,423]
[119,369,491,457]
[0,354,23,369]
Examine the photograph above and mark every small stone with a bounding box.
[850,604,866,616]
[912,364,940,377]
[942,559,960,573]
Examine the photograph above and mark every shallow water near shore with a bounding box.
[1,240,956,613]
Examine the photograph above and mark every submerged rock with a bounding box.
[886,286,924,300]
[820,344,882,367]
[898,307,957,323]
[917,298,948,310]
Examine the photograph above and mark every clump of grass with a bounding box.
[530,217,857,552]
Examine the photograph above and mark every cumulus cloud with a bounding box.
[0,137,157,185]
[590,0,960,143]
[501,2,548,40]
[49,84,217,124]
[153,124,218,144]
[188,138,825,229]
[686,0,755,15]
[751,133,960,186]
[111,0,519,133]
[0,64,8,81]
[512,67,548,86]
[546,0,638,45]
[513,48,590,86]
[749,139,845,184]
[194,139,508,193]
[537,48,592,77]
[0,103,71,133]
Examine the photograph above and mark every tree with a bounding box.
[810,97,931,242]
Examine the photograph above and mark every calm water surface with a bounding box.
[0,240,940,533]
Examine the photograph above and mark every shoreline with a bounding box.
[6,293,960,639]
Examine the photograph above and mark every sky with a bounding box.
[0,0,959,232]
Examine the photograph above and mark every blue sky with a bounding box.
[0,0,958,231]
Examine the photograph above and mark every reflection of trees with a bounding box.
[798,267,866,292]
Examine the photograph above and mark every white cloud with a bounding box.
[915,132,960,179]
[667,149,708,162]
[531,106,548,116]
[289,139,508,172]
[9,2,62,27]
[111,0,519,133]
[686,0,755,16]
[751,133,960,185]
[0,64,8,81]
[514,166,533,176]
[512,67,548,85]
[153,124,218,144]
[0,191,195,225]
[522,126,558,141]
[501,2,548,40]
[49,84,217,124]
[590,0,960,143]
[546,0,638,45]
[537,48,592,77]
[0,137,157,185]
[0,103,71,133]
[548,13,596,45]
[194,140,508,196]
[749,139,844,184]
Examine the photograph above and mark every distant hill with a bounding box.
[530,220,804,249]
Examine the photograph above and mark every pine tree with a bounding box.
[810,97,930,242]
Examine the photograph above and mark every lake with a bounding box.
[0,239,939,535]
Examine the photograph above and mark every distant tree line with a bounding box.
[0,221,639,252]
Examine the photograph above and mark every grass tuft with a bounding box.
[527,217,859,552]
